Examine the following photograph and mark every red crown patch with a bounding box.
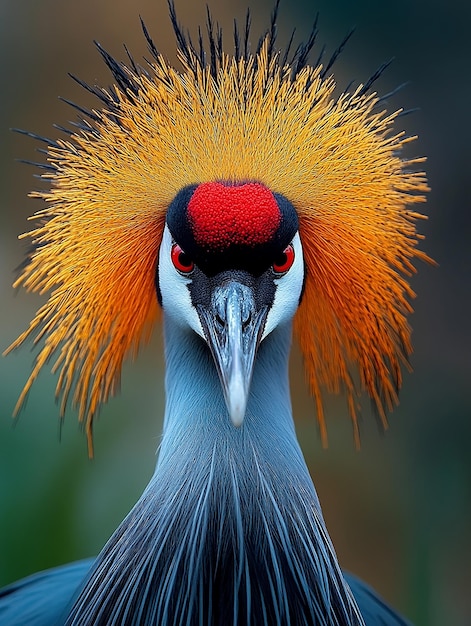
[187,182,281,250]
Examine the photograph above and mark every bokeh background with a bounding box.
[0,1,469,624]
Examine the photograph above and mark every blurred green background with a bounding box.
[0,1,469,625]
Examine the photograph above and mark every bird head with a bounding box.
[7,3,430,455]
[158,181,304,426]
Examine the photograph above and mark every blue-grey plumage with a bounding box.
[67,326,361,623]
[0,318,410,625]
[0,560,410,625]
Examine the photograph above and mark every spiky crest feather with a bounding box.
[7,2,429,454]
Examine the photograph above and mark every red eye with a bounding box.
[171,243,194,274]
[272,244,295,274]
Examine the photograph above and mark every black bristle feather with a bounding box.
[344,79,355,94]
[69,120,98,134]
[11,128,59,148]
[255,33,265,59]
[52,123,75,136]
[265,0,280,62]
[168,0,193,69]
[397,107,420,117]
[217,23,223,63]
[243,8,251,61]
[94,41,140,100]
[68,73,113,109]
[289,41,303,70]
[59,97,101,122]
[184,28,197,63]
[123,43,139,75]
[17,159,56,171]
[280,28,296,68]
[358,57,394,97]
[107,84,121,105]
[376,81,409,103]
[320,27,354,79]
[312,42,326,74]
[140,16,160,62]
[206,6,218,78]
[233,19,240,62]
[291,16,319,79]
[198,26,206,66]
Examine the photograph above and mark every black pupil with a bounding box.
[179,251,192,268]
[275,252,287,268]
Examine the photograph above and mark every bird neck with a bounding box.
[157,317,306,479]
[65,318,363,625]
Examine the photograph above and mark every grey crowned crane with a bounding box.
[0,2,429,624]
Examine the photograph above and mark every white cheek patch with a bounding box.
[158,225,205,338]
[262,232,304,339]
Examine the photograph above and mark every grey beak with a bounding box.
[197,280,268,426]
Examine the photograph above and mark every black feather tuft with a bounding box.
[233,19,241,62]
[358,57,394,97]
[16,159,56,171]
[94,41,141,100]
[68,73,104,103]
[397,106,420,117]
[376,81,409,104]
[290,15,320,80]
[320,27,355,79]
[58,97,101,122]
[123,43,139,75]
[243,8,251,61]
[280,27,296,69]
[140,16,160,62]
[206,6,219,77]
[11,128,60,149]
[255,0,280,62]
[168,0,193,69]
[52,123,75,137]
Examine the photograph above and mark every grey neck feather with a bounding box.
[158,317,311,486]
[65,317,364,626]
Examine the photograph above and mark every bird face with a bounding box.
[157,181,305,426]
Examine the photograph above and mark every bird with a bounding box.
[0,1,430,624]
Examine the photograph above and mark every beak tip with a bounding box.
[227,402,247,428]
[226,379,248,427]
[229,408,245,428]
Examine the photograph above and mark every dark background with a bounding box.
[0,1,469,625]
